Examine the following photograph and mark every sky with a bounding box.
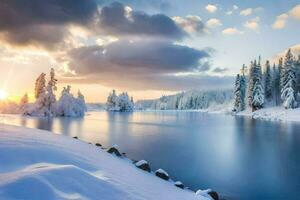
[0,0,299,102]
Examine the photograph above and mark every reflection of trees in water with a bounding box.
[35,117,53,131]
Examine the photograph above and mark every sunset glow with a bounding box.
[0,90,7,100]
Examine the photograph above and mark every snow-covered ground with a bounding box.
[0,125,212,200]
[236,106,300,122]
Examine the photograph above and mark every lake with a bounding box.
[1,111,300,200]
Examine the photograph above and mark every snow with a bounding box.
[237,106,300,122]
[0,125,211,200]
[155,169,169,176]
[135,160,148,167]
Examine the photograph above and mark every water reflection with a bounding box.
[1,111,300,200]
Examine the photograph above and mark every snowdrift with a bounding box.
[0,125,211,200]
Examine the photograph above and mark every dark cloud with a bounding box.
[0,0,98,47]
[98,2,186,39]
[67,39,210,75]
[56,39,231,91]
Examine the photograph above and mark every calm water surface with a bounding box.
[1,111,300,200]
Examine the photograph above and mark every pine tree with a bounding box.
[281,49,297,109]
[34,73,46,99]
[240,65,247,111]
[233,74,241,112]
[273,63,281,105]
[44,68,57,116]
[247,61,255,108]
[264,60,273,102]
[251,58,264,111]
[278,57,284,95]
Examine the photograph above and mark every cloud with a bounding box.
[212,67,228,73]
[290,4,300,20]
[60,39,217,90]
[240,8,253,16]
[205,4,218,13]
[244,17,260,32]
[272,4,300,29]
[222,28,243,35]
[0,0,98,48]
[272,13,289,29]
[206,18,222,28]
[172,15,206,34]
[98,2,186,39]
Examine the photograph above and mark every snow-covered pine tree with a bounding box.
[281,49,297,109]
[278,57,284,95]
[106,89,119,111]
[240,65,247,111]
[117,92,134,112]
[264,60,273,102]
[34,73,46,99]
[252,81,264,110]
[273,63,281,105]
[44,68,57,116]
[251,58,264,111]
[247,61,255,108]
[233,74,241,112]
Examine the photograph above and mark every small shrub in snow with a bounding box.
[95,143,102,147]
[155,169,169,180]
[135,160,151,172]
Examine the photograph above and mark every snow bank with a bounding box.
[236,106,300,122]
[0,125,211,200]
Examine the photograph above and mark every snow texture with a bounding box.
[0,125,211,200]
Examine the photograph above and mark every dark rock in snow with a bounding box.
[174,181,184,189]
[73,136,78,139]
[135,160,151,172]
[107,145,122,157]
[208,191,219,200]
[155,169,169,180]
[95,143,102,147]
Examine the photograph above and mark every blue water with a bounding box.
[2,111,300,200]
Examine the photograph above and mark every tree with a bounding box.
[247,61,255,108]
[252,81,264,110]
[34,73,46,99]
[44,68,57,116]
[233,74,242,112]
[281,49,297,109]
[273,63,281,105]
[106,90,119,111]
[19,93,29,114]
[264,60,273,102]
[240,65,247,111]
[250,58,264,111]
[118,92,134,112]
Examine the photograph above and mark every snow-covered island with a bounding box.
[0,125,215,200]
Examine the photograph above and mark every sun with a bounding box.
[0,90,8,100]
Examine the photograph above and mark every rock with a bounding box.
[174,181,184,189]
[196,189,219,200]
[95,143,102,147]
[208,191,219,200]
[135,160,151,172]
[155,169,169,180]
[73,136,78,139]
[107,145,122,157]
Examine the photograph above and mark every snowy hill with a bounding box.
[0,125,212,200]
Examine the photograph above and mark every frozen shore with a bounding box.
[0,125,212,200]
